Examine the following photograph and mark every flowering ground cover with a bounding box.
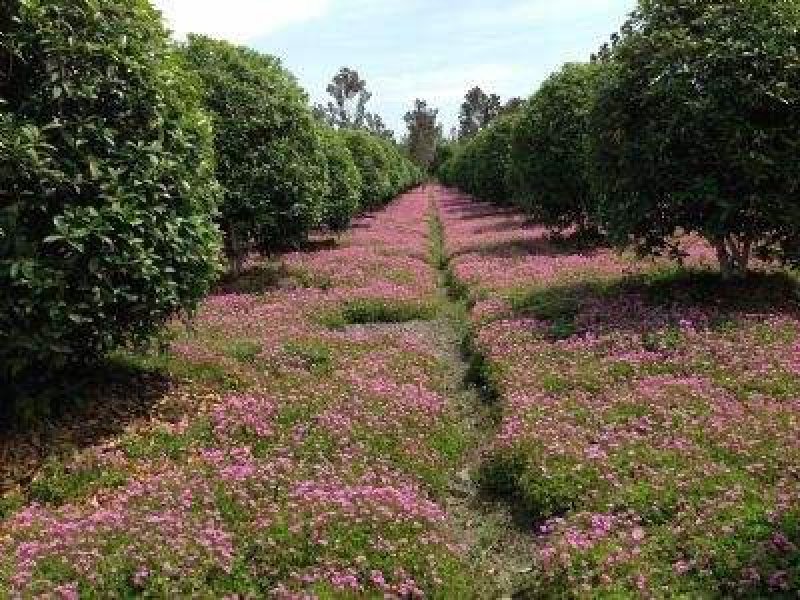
[4,182,798,598]
[0,187,496,598]
[435,185,800,598]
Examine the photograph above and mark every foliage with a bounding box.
[379,137,419,193]
[510,62,607,230]
[317,127,362,232]
[0,189,478,598]
[404,98,442,170]
[0,0,221,389]
[458,86,502,139]
[438,114,517,204]
[182,35,326,268]
[341,129,420,210]
[591,0,800,276]
[430,141,455,177]
[341,129,393,209]
[314,67,395,140]
[438,185,800,598]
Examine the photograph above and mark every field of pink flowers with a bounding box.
[436,186,800,598]
[0,187,486,598]
[3,183,799,598]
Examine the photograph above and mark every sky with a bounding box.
[153,0,637,137]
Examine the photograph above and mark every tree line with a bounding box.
[438,0,800,279]
[0,0,423,398]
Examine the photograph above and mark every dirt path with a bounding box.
[427,188,537,599]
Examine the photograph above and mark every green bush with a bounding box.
[182,35,326,269]
[510,62,606,230]
[437,114,516,204]
[341,129,393,209]
[437,142,464,188]
[317,127,362,232]
[0,0,221,389]
[591,0,800,276]
[431,142,455,178]
[378,138,421,194]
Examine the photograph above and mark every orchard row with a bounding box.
[439,1,800,279]
[0,0,422,394]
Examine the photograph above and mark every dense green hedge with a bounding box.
[182,35,327,269]
[341,129,393,210]
[318,127,362,232]
[0,0,428,397]
[591,0,800,276]
[0,0,221,390]
[341,129,420,210]
[510,62,605,230]
[439,114,516,205]
[439,0,800,276]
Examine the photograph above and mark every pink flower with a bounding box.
[631,527,645,543]
[55,583,80,600]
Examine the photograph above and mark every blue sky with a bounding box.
[154,0,637,136]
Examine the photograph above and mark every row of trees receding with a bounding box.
[439,0,800,279]
[0,0,422,393]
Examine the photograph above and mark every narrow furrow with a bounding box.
[427,186,539,599]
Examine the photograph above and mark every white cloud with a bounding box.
[152,0,331,43]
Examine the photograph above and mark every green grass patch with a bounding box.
[289,266,334,290]
[122,420,212,461]
[223,340,262,364]
[282,339,334,374]
[27,459,128,506]
[509,286,582,321]
[112,351,245,391]
[319,299,436,328]
[0,491,24,521]
[508,286,582,339]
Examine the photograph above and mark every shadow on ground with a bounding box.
[0,361,171,497]
[510,269,800,334]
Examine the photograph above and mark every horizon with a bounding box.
[153,0,637,137]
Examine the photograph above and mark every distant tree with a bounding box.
[404,98,442,170]
[316,67,371,129]
[364,113,395,141]
[315,67,395,140]
[501,97,524,115]
[458,87,502,138]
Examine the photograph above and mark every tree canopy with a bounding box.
[591,0,800,276]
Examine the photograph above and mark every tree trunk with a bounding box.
[225,223,243,277]
[713,234,751,279]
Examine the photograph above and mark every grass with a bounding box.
[27,460,129,506]
[318,298,437,328]
[8,187,800,598]
[1,189,488,598]
[112,349,246,390]
[281,339,334,374]
[434,187,800,598]
[223,340,263,364]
